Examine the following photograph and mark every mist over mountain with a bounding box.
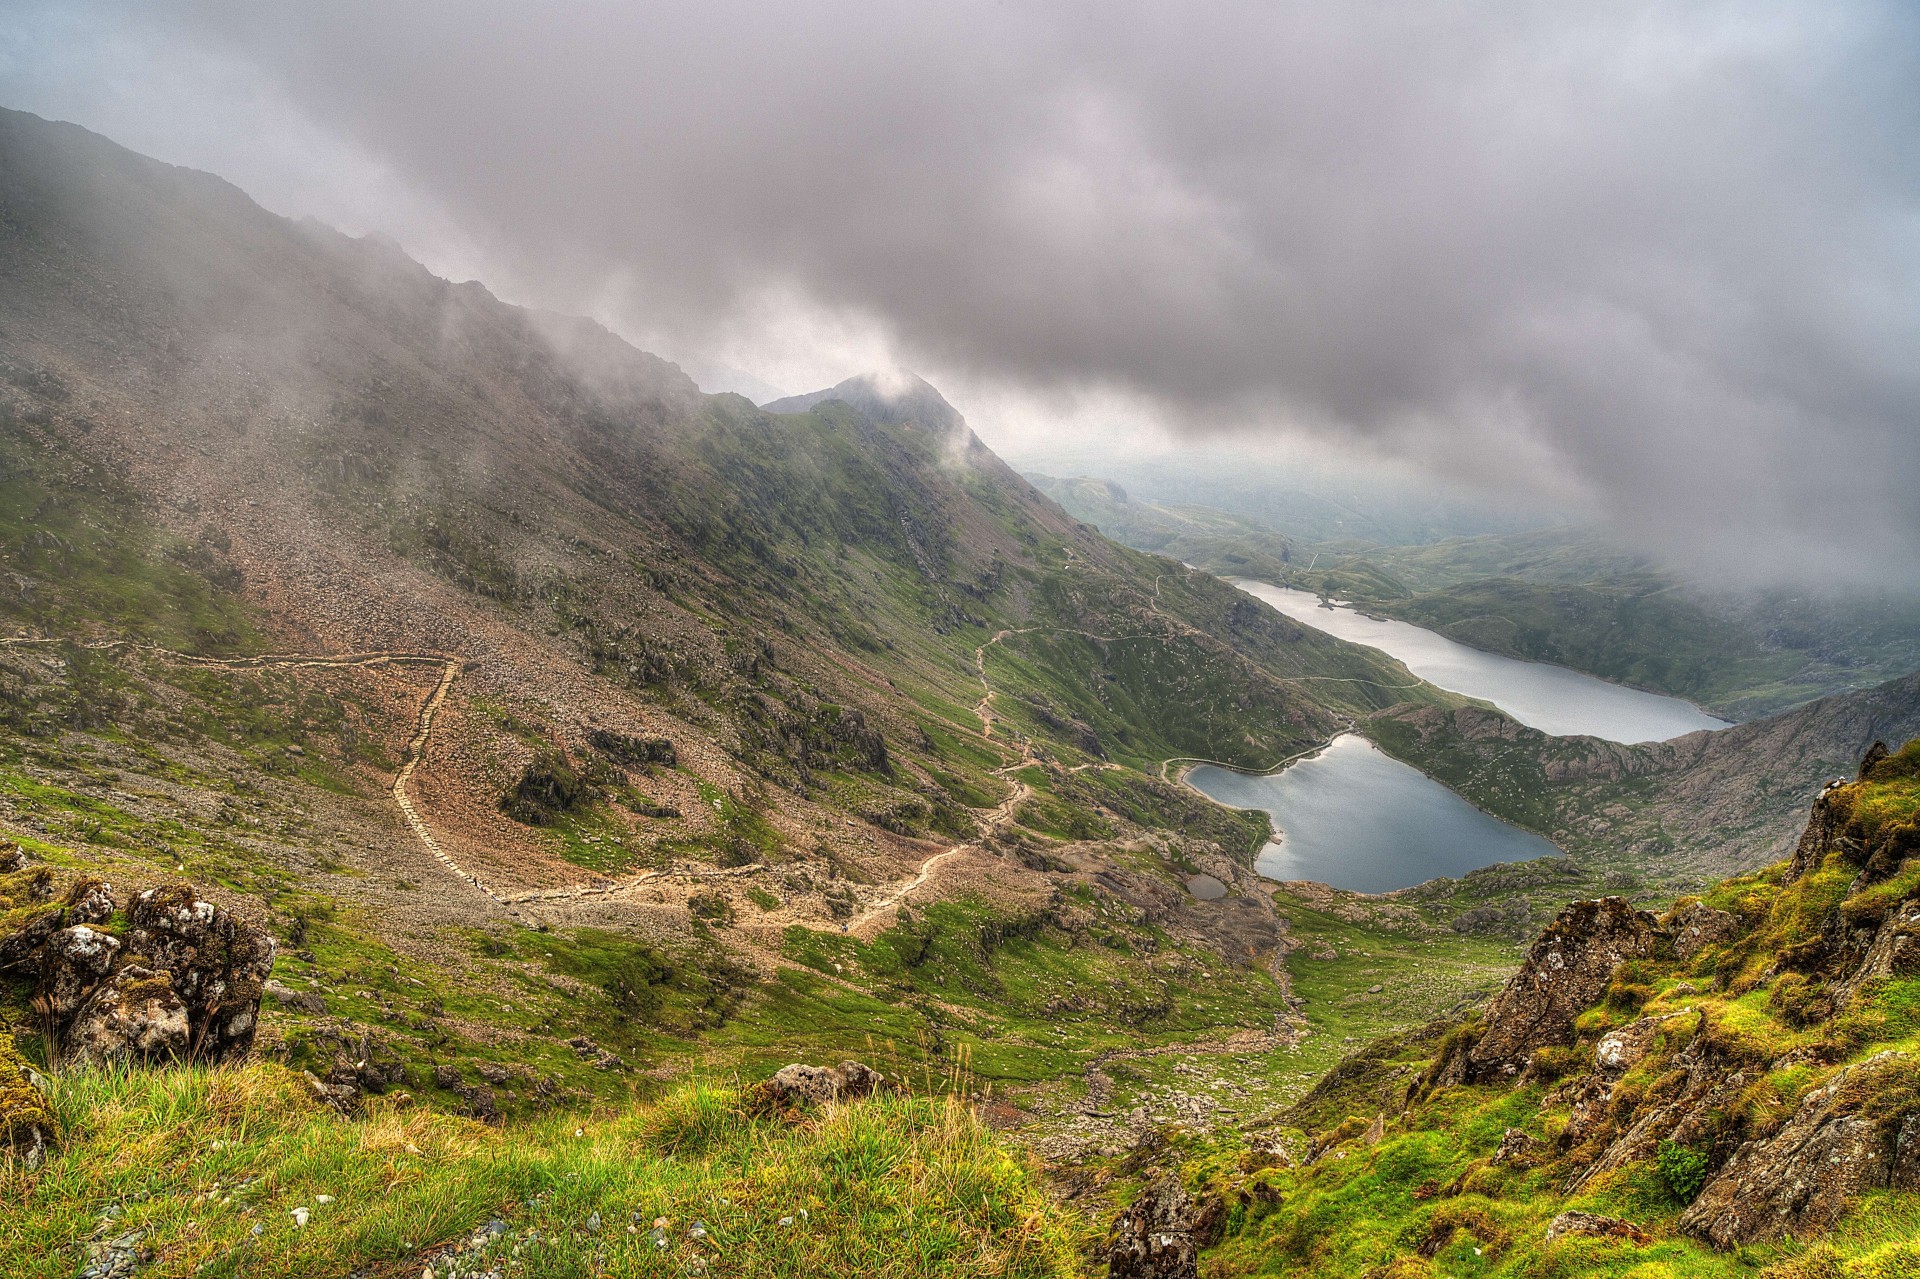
[9,0,1918,588]
[3,9,1919,1275]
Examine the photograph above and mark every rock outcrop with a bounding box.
[1107,1173,1223,1279]
[1679,1052,1919,1247]
[1441,897,1662,1084]
[745,1060,888,1114]
[124,885,276,1062]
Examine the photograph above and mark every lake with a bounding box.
[1186,734,1561,893]
[1238,580,1730,743]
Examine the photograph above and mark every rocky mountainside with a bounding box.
[0,104,1461,1161]
[1181,738,1920,1276]
[1372,673,1920,893]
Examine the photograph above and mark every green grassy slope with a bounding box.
[2,1065,1083,1278]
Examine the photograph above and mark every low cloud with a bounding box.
[7,1,1919,586]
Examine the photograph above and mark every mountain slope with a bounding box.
[0,104,1463,1143]
[1187,740,1920,1277]
[1372,672,1920,893]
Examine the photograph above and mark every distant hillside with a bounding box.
[1373,671,1920,890]
[1028,473,1299,582]
[1044,472,1920,719]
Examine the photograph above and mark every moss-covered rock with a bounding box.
[0,1030,52,1166]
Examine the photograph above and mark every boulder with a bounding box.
[1661,899,1742,960]
[1593,1013,1689,1074]
[748,1060,888,1112]
[125,885,276,1063]
[1457,898,1663,1083]
[38,926,122,1019]
[65,965,190,1064]
[1107,1173,1223,1279]
[1679,1052,1914,1248]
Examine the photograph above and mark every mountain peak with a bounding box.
[761,371,963,433]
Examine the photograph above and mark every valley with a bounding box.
[1,105,1917,1279]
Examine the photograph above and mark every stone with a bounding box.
[65,965,190,1064]
[1545,1211,1650,1245]
[1593,1014,1687,1073]
[1457,898,1662,1083]
[1661,899,1742,960]
[125,884,276,1063]
[1493,1128,1544,1168]
[38,925,122,1019]
[63,877,116,926]
[264,979,327,1015]
[747,1060,888,1112]
[1106,1174,1216,1279]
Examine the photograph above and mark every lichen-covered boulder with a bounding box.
[1,1033,52,1168]
[125,884,276,1063]
[65,965,190,1064]
[745,1060,887,1113]
[38,925,122,1019]
[1455,898,1663,1083]
[1680,1052,1916,1248]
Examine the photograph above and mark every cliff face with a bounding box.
[1209,740,1920,1274]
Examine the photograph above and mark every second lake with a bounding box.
[1238,580,1731,743]
[1186,733,1562,893]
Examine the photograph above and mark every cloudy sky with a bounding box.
[5,1,1918,587]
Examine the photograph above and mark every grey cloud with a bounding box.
[14,1,1920,586]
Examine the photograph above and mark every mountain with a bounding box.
[762,371,969,434]
[5,106,1918,1276]
[0,103,1452,1138]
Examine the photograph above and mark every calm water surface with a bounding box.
[1239,580,1730,743]
[1187,734,1561,893]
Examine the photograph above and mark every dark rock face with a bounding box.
[1458,898,1662,1083]
[1680,1053,1915,1247]
[748,1060,888,1112]
[1107,1174,1215,1279]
